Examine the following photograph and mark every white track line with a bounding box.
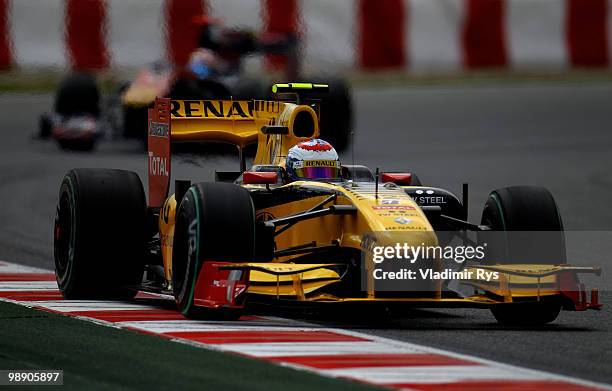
[1,261,611,391]
[321,365,548,384]
[27,300,162,312]
[212,341,425,357]
[332,328,612,390]
[0,281,59,291]
[119,322,333,334]
[0,261,52,273]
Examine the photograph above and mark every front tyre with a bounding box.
[480,185,566,264]
[54,169,146,299]
[39,114,52,139]
[491,301,562,327]
[172,183,255,319]
[480,186,565,325]
[58,138,96,151]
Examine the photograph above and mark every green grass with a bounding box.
[0,301,381,391]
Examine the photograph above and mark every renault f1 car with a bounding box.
[53,83,602,326]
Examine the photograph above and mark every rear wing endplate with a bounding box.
[148,98,171,208]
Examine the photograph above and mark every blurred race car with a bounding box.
[53,83,601,326]
[41,18,352,151]
[38,73,103,151]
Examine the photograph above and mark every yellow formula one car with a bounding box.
[53,84,602,326]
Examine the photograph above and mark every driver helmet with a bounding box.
[187,48,221,80]
[286,139,341,181]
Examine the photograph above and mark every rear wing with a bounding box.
[169,99,270,148]
[147,92,322,207]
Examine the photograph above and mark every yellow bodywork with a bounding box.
[168,99,317,150]
[156,97,595,307]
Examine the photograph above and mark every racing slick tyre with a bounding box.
[491,300,562,327]
[317,78,352,152]
[39,114,52,139]
[58,138,96,152]
[480,185,566,265]
[232,78,270,100]
[480,186,565,326]
[54,169,146,299]
[170,78,232,100]
[172,182,255,320]
[122,105,148,139]
[55,73,100,118]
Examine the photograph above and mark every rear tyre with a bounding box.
[55,73,100,117]
[54,169,146,299]
[172,183,255,319]
[232,78,269,100]
[317,78,352,152]
[122,105,149,139]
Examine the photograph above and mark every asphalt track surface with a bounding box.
[0,82,611,384]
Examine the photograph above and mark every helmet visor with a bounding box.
[294,166,341,180]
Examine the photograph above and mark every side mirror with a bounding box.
[243,171,278,185]
[380,172,412,185]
